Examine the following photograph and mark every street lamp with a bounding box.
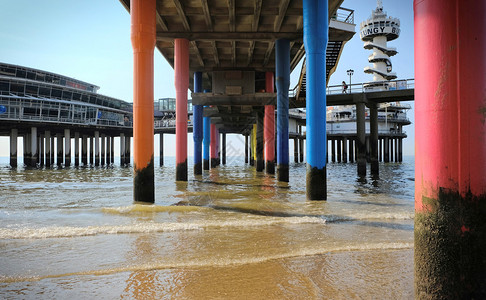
[347,69,354,93]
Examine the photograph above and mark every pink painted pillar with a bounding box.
[414,0,486,298]
[264,71,275,174]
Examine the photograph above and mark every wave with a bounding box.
[0,216,326,239]
[0,242,413,283]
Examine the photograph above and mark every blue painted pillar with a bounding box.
[276,39,290,182]
[193,72,203,175]
[304,0,328,200]
[203,90,211,170]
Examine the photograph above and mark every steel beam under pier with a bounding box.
[414,0,486,297]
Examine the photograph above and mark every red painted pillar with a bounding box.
[265,72,275,174]
[131,0,155,202]
[414,0,486,298]
[210,123,217,168]
[175,38,189,181]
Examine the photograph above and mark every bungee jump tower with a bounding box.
[360,0,399,90]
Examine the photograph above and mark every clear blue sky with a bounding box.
[0,0,414,157]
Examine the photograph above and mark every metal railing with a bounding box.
[0,96,131,128]
[331,7,354,24]
[289,78,414,98]
[327,78,415,95]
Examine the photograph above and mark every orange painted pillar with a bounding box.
[175,38,189,181]
[131,0,156,202]
[414,0,486,297]
[265,72,275,174]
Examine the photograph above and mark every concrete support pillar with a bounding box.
[31,127,38,167]
[210,123,217,168]
[90,137,94,165]
[39,134,45,167]
[384,137,389,163]
[56,133,63,166]
[106,135,111,165]
[24,133,31,167]
[343,137,348,163]
[120,133,125,166]
[94,131,100,166]
[131,0,155,201]
[370,104,379,175]
[331,139,335,163]
[111,136,115,164]
[193,72,203,174]
[74,132,80,166]
[414,0,486,297]
[244,134,249,164]
[394,138,398,163]
[264,71,275,174]
[276,38,290,182]
[389,137,394,162]
[64,129,71,167]
[378,138,382,162]
[303,0,328,199]
[356,102,366,176]
[365,136,370,163]
[159,133,164,166]
[398,138,403,162]
[45,131,51,167]
[294,138,299,163]
[10,128,17,168]
[222,133,226,165]
[299,127,304,163]
[174,38,189,181]
[336,138,342,163]
[101,133,105,166]
[349,138,354,163]
[82,134,88,166]
[125,136,131,165]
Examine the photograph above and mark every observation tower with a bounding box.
[360,0,400,90]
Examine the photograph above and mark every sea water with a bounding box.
[0,156,414,299]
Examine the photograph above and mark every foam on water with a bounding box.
[0,242,413,283]
[0,216,327,239]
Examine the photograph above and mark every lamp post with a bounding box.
[347,69,354,93]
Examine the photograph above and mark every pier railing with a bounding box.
[331,7,354,24]
[289,78,415,98]
[326,78,415,95]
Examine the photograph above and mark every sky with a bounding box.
[0,0,414,157]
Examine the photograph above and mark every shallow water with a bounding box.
[0,156,415,299]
